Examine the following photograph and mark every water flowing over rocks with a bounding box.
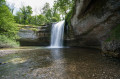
[71,0,120,57]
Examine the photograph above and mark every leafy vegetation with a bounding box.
[14,0,74,26]
[0,0,19,48]
[0,35,19,48]
[14,2,61,26]
[0,0,75,48]
[15,6,33,25]
[65,7,74,26]
[54,0,74,16]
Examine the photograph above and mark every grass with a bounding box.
[0,35,19,48]
[17,23,41,27]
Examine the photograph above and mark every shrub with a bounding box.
[0,35,19,48]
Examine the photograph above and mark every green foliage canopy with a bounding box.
[0,0,18,39]
[15,6,33,24]
[20,6,33,24]
[53,0,74,17]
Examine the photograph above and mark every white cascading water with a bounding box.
[50,21,65,48]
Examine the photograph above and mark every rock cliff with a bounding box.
[71,0,120,57]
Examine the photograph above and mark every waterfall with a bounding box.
[50,21,65,48]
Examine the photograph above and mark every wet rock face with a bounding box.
[71,0,120,46]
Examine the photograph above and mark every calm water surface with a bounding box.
[0,47,120,79]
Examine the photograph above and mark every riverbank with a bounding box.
[0,46,42,56]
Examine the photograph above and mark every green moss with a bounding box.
[106,24,120,42]
[111,24,120,40]
[17,24,38,27]
[30,28,39,31]
[105,37,111,42]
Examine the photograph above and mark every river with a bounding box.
[0,47,120,79]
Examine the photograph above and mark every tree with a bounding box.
[0,0,18,39]
[41,2,61,23]
[20,5,33,24]
[20,6,27,24]
[53,0,74,19]
[26,6,33,23]
[7,3,15,14]
[37,14,47,25]
[45,9,52,22]
[52,13,61,22]
[15,11,23,24]
[42,2,50,15]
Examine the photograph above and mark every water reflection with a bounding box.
[50,48,66,77]
[51,48,63,60]
[0,47,120,79]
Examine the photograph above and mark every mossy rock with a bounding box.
[106,24,120,42]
